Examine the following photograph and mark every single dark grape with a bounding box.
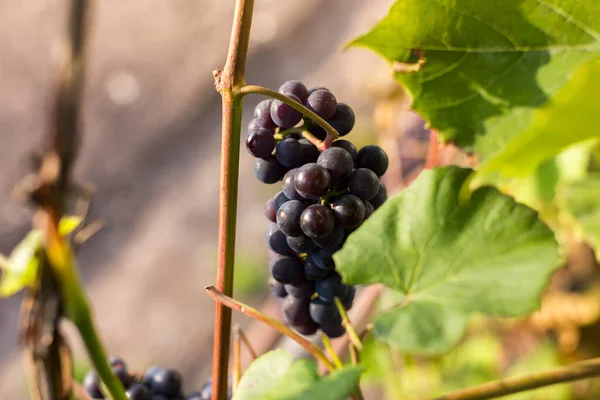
[316,273,349,302]
[307,89,337,119]
[110,356,127,370]
[282,296,312,326]
[126,384,152,400]
[363,200,375,219]
[332,194,365,229]
[307,120,327,140]
[300,204,335,238]
[317,147,354,182]
[331,139,358,160]
[327,103,355,136]
[279,80,309,104]
[254,99,277,130]
[309,297,341,325]
[246,128,275,159]
[254,155,287,184]
[321,321,346,338]
[114,366,133,388]
[247,119,261,132]
[270,254,304,284]
[276,200,306,237]
[293,319,319,336]
[143,366,160,388]
[275,137,304,168]
[294,163,331,200]
[299,138,320,164]
[282,169,304,201]
[312,222,345,249]
[286,234,317,254]
[370,183,388,209]
[345,168,380,200]
[270,94,303,128]
[274,191,290,211]
[150,368,183,397]
[265,197,276,222]
[304,255,331,280]
[356,145,389,177]
[83,370,104,399]
[341,286,356,311]
[266,223,295,256]
[269,276,287,298]
[308,86,329,96]
[312,248,336,270]
[285,277,315,299]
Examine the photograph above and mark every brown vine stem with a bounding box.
[238,85,340,149]
[211,0,254,398]
[206,286,336,372]
[433,356,600,400]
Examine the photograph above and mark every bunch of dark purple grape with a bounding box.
[246,81,388,338]
[83,357,230,400]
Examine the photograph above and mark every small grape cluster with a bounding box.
[246,81,388,338]
[83,357,229,400]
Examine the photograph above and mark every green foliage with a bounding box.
[349,0,600,156]
[335,167,561,353]
[233,253,268,298]
[233,349,362,400]
[560,175,600,260]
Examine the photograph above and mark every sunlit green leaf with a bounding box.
[335,167,561,353]
[59,215,84,236]
[0,230,44,297]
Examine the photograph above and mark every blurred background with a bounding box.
[3,1,600,399]
[0,0,397,397]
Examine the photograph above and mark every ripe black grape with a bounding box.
[327,103,355,136]
[317,147,354,182]
[341,286,356,311]
[299,138,320,164]
[276,137,304,167]
[304,256,331,280]
[308,86,329,96]
[127,384,152,400]
[320,320,346,338]
[264,197,276,222]
[114,366,133,388]
[276,200,306,237]
[332,194,365,229]
[281,169,304,201]
[83,371,103,399]
[273,191,289,211]
[294,163,331,199]
[254,155,287,184]
[307,89,337,119]
[300,204,335,238]
[370,182,388,209]
[279,80,309,104]
[246,128,275,159]
[285,277,315,299]
[270,254,304,284]
[286,234,317,254]
[282,296,312,326]
[269,276,287,298]
[315,272,349,302]
[356,145,389,176]
[267,223,295,256]
[345,168,380,200]
[312,248,336,270]
[331,139,358,160]
[293,319,319,336]
[254,99,277,130]
[150,368,183,397]
[270,94,303,128]
[309,297,342,325]
[312,222,345,249]
[363,200,374,220]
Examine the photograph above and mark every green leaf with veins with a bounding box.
[349,0,600,156]
[233,349,362,400]
[334,167,561,354]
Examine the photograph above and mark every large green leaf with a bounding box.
[233,349,361,400]
[470,56,600,189]
[560,175,600,261]
[334,167,561,354]
[349,0,600,154]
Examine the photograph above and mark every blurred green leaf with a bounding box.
[335,167,561,354]
[58,215,84,236]
[0,230,43,297]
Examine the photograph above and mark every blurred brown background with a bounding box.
[0,0,398,397]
